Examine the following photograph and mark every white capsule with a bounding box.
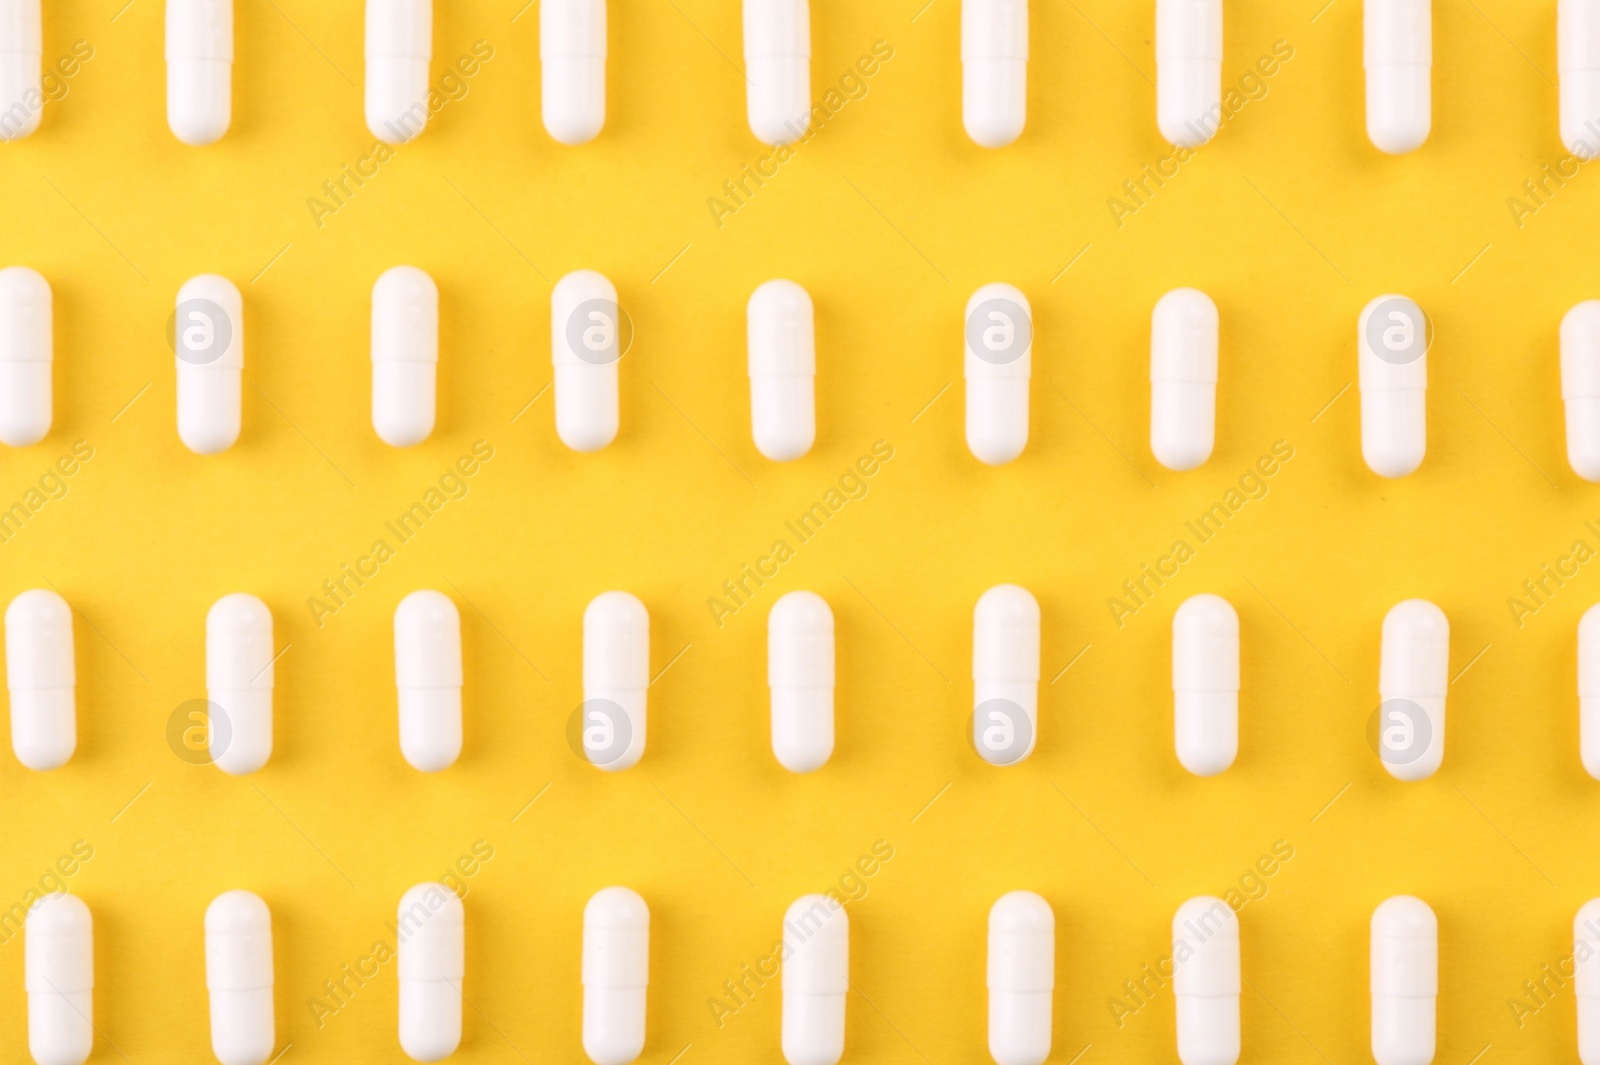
[768,590,834,773]
[973,584,1039,766]
[1378,599,1447,781]
[372,265,438,447]
[0,266,52,447]
[987,891,1052,1065]
[1581,605,1600,779]
[1156,0,1223,148]
[1561,0,1600,157]
[1172,594,1238,777]
[1358,294,1427,478]
[1365,0,1431,153]
[207,593,273,776]
[1150,287,1218,471]
[745,0,810,145]
[394,590,462,773]
[962,0,1027,148]
[1173,896,1239,1065]
[5,589,74,772]
[582,887,648,1065]
[748,279,816,462]
[553,269,622,452]
[175,274,243,455]
[1576,899,1600,1064]
[965,283,1032,465]
[782,894,847,1065]
[583,591,647,771]
[166,0,233,145]
[542,0,606,144]
[0,0,41,141]
[206,890,274,1065]
[397,883,463,1063]
[366,0,432,144]
[26,893,92,1065]
[1371,896,1436,1065]
[1564,301,1600,481]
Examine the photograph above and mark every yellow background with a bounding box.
[0,0,1594,1061]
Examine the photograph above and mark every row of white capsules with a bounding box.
[4,580,1599,781]
[26,884,1600,1065]
[5,0,1600,157]
[9,266,1600,481]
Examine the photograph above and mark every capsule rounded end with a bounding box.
[1360,389,1425,478]
[990,890,1052,932]
[585,885,647,929]
[1151,385,1216,471]
[1176,995,1240,1065]
[781,992,846,1065]
[178,367,243,455]
[11,689,75,771]
[1174,690,1237,777]
[373,362,437,447]
[772,687,833,773]
[1365,67,1430,155]
[209,988,275,1065]
[554,370,620,453]
[399,687,463,772]
[583,986,646,1065]
[0,362,51,446]
[28,992,93,1065]
[366,57,431,145]
[988,989,1050,1065]
[210,688,272,774]
[966,378,1029,465]
[206,889,270,933]
[963,59,1026,149]
[167,59,232,145]
[0,67,42,140]
[1371,994,1435,1065]
[1157,61,1221,148]
[543,58,606,145]
[751,377,815,462]
[398,981,462,1063]
[747,59,811,146]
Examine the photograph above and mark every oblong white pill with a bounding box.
[1577,898,1600,1065]
[1561,0,1600,157]
[0,0,41,141]
[973,584,1039,766]
[167,0,233,145]
[1564,301,1600,481]
[749,279,816,462]
[26,893,92,1065]
[1173,896,1240,1065]
[1358,294,1427,478]
[1365,0,1430,154]
[782,894,847,1065]
[582,886,648,1065]
[1156,0,1223,148]
[553,269,622,452]
[1371,896,1436,1065]
[397,883,463,1063]
[988,891,1052,1065]
[0,265,52,447]
[366,0,432,144]
[1378,599,1447,781]
[207,593,274,775]
[372,265,439,447]
[543,0,606,144]
[1172,593,1238,777]
[5,588,74,772]
[745,0,810,145]
[1582,605,1600,779]
[394,590,462,773]
[176,273,243,455]
[769,590,834,773]
[965,283,1032,465]
[583,591,647,771]
[1151,287,1218,471]
[206,890,274,1065]
[962,0,1027,148]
